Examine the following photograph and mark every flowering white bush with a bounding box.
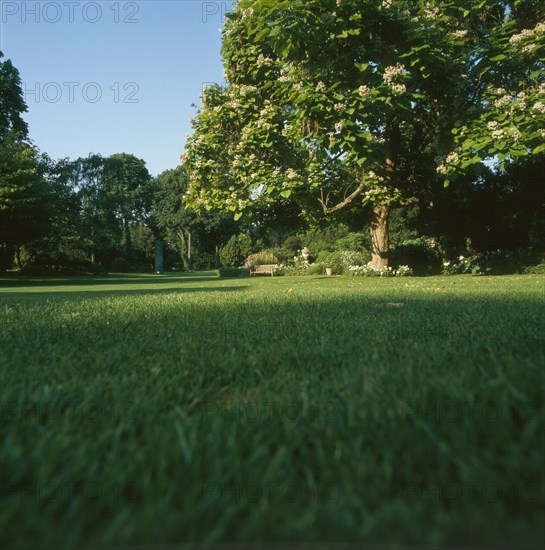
[441,249,542,275]
[348,264,413,277]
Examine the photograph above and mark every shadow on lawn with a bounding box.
[0,271,219,288]
[0,272,251,299]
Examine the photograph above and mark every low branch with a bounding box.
[319,180,367,215]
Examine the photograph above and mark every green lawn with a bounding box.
[1,272,544,549]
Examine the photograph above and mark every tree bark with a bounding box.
[370,204,390,269]
[369,120,400,269]
[154,239,164,274]
[187,231,193,270]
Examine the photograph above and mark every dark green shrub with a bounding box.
[390,238,442,275]
[319,251,345,274]
[524,263,545,274]
[110,257,130,273]
[220,234,253,267]
[192,251,216,270]
[282,235,303,254]
[271,246,293,264]
[444,249,545,275]
[335,232,370,252]
[218,266,250,278]
[307,262,326,275]
[129,262,152,273]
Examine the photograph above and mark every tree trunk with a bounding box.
[123,217,131,259]
[14,245,21,269]
[370,204,390,269]
[187,231,193,270]
[154,239,164,273]
[370,118,400,269]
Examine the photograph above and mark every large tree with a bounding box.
[0,51,28,140]
[65,153,152,264]
[183,0,544,267]
[0,52,50,268]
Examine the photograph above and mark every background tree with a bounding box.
[151,166,240,269]
[102,153,153,258]
[0,51,50,269]
[0,50,28,140]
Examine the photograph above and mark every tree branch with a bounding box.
[318,180,367,215]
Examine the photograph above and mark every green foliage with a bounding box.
[438,6,545,181]
[109,257,130,273]
[247,250,278,266]
[316,251,345,275]
[130,225,156,267]
[18,247,101,276]
[270,246,292,264]
[282,235,303,254]
[0,50,29,140]
[0,136,51,253]
[390,237,442,276]
[218,266,250,278]
[443,248,543,275]
[335,231,371,253]
[524,262,545,274]
[219,234,254,267]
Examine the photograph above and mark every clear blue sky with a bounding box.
[0,0,234,176]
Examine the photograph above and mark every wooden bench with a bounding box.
[250,264,277,277]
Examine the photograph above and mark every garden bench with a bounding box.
[250,264,277,277]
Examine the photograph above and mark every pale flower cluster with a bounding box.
[452,29,468,40]
[508,127,522,143]
[390,83,407,96]
[494,94,510,108]
[383,64,406,84]
[358,84,371,99]
[316,81,327,92]
[240,7,254,18]
[491,128,505,141]
[437,151,460,174]
[446,151,459,164]
[422,4,442,20]
[383,65,407,96]
[286,168,298,180]
[509,28,533,45]
[256,119,273,131]
[256,54,273,67]
[533,101,545,114]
